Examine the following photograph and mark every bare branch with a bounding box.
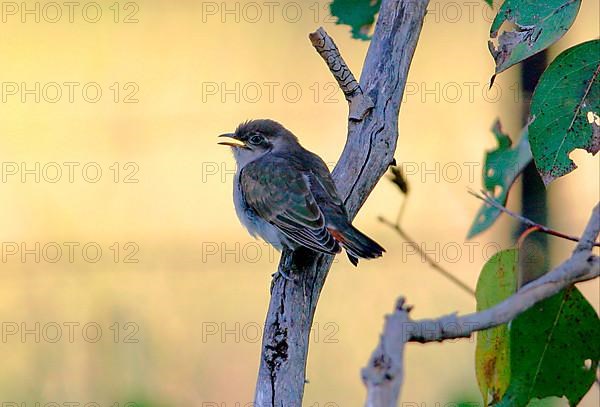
[309,27,374,120]
[363,203,600,406]
[362,298,412,407]
[254,1,430,405]
[574,203,600,251]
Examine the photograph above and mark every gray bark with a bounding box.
[254,0,430,405]
[362,204,600,406]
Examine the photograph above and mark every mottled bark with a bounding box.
[254,0,430,405]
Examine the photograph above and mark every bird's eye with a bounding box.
[248,134,263,145]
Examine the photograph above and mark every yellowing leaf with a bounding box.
[475,249,518,404]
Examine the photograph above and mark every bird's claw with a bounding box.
[271,268,295,282]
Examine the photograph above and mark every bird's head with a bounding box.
[218,119,300,166]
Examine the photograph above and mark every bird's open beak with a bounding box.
[218,133,248,149]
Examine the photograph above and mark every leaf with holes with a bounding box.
[489,0,581,75]
[475,249,518,405]
[529,39,600,185]
[497,287,600,406]
[330,0,382,41]
[467,121,532,239]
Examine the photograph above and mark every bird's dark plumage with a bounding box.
[222,119,385,265]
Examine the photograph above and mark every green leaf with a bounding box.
[498,287,600,406]
[529,39,600,185]
[475,249,519,405]
[467,121,532,239]
[489,0,581,75]
[330,0,382,41]
[527,397,563,406]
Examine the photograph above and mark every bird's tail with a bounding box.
[329,225,385,266]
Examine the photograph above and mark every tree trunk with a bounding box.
[254,0,430,405]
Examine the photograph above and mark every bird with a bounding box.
[218,119,385,270]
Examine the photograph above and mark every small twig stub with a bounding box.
[309,27,374,120]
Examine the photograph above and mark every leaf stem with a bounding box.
[469,189,600,247]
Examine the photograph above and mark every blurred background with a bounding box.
[0,0,598,405]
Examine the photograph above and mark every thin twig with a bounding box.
[469,189,600,247]
[395,196,408,226]
[378,216,475,296]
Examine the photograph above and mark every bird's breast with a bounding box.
[233,171,285,251]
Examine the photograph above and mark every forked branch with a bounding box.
[362,203,600,406]
[254,1,430,405]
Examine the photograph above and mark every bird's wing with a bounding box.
[240,157,340,254]
[302,151,344,207]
